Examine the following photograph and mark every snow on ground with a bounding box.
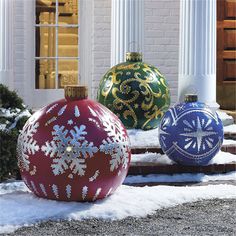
[127,128,160,148]
[131,152,173,165]
[124,171,236,184]
[1,181,236,234]
[217,110,234,126]
[224,124,236,133]
[208,151,236,164]
[131,151,236,165]
[223,138,236,145]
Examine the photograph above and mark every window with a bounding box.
[35,0,79,89]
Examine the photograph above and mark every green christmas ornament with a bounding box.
[97,52,170,130]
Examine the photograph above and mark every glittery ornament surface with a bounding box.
[97,53,170,130]
[17,98,131,201]
[159,101,224,166]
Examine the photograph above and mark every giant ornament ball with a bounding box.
[17,86,131,201]
[97,52,170,130]
[159,94,224,166]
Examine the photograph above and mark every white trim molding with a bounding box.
[0,0,14,88]
[80,0,93,98]
[178,0,218,108]
[111,0,144,66]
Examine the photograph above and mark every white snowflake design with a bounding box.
[17,122,40,172]
[82,186,88,200]
[180,116,217,152]
[46,103,58,114]
[92,187,102,201]
[99,116,130,172]
[41,124,98,176]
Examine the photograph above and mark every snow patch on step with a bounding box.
[217,110,234,126]
[131,151,236,165]
[124,171,236,184]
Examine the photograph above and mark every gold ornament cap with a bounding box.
[126,52,142,62]
[65,85,88,100]
[185,94,198,103]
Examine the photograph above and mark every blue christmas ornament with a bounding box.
[159,95,223,166]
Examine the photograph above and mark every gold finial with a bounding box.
[65,86,88,100]
[126,52,142,62]
[185,94,198,103]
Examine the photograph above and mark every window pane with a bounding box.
[36,59,56,89]
[58,27,79,57]
[36,27,56,57]
[58,59,79,88]
[58,0,79,25]
[36,1,56,25]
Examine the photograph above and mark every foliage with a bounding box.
[0,84,25,109]
[0,84,31,181]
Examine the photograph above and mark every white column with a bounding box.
[111,0,144,66]
[0,0,14,88]
[178,0,218,108]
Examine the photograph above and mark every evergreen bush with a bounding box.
[0,84,31,181]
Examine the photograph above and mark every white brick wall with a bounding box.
[144,0,180,104]
[13,0,25,99]
[91,0,111,99]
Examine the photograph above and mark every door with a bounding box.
[34,0,79,108]
[217,0,236,110]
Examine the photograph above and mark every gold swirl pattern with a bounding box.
[98,61,170,130]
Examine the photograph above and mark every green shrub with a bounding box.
[0,84,31,181]
[0,84,25,109]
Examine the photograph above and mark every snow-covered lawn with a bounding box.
[1,178,236,234]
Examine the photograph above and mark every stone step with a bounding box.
[129,142,236,176]
[43,33,78,45]
[125,180,236,187]
[128,162,236,176]
[131,143,236,155]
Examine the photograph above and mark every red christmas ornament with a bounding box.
[17,86,131,201]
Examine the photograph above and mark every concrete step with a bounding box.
[128,162,236,176]
[131,142,236,155]
[129,142,236,176]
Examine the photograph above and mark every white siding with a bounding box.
[91,0,111,99]
[13,0,25,98]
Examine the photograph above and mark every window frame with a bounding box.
[35,0,80,89]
